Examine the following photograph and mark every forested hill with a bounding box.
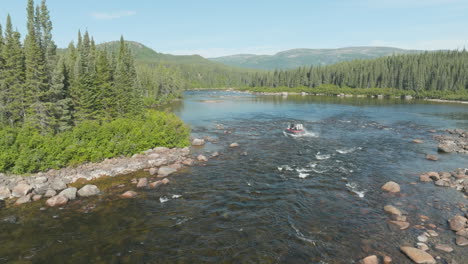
[209,47,422,70]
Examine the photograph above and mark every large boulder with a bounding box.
[44,189,57,198]
[438,141,457,153]
[12,183,32,198]
[449,215,467,232]
[46,195,68,207]
[158,167,177,177]
[456,236,468,246]
[191,138,205,146]
[59,187,77,200]
[381,181,400,193]
[77,185,100,197]
[384,205,402,216]
[400,247,435,264]
[0,186,11,200]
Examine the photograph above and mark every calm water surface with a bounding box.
[1,91,467,263]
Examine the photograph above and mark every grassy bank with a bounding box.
[0,111,190,174]
[237,85,468,101]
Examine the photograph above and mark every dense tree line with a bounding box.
[243,51,468,94]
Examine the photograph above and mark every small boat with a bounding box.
[285,123,305,135]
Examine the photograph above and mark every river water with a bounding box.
[1,91,467,263]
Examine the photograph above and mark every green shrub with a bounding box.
[0,111,190,174]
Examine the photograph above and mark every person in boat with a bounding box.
[289,124,295,130]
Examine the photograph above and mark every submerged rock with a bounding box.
[77,185,100,197]
[434,244,453,252]
[412,139,424,144]
[425,154,438,161]
[136,178,148,188]
[121,191,137,199]
[46,195,68,207]
[389,220,410,230]
[149,181,163,189]
[384,205,402,216]
[383,256,392,264]
[400,246,435,264]
[381,181,400,193]
[2,215,18,224]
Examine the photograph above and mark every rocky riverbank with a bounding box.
[0,146,194,207]
[435,129,468,154]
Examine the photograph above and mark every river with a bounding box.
[1,90,467,263]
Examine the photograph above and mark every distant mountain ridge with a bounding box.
[209,47,423,70]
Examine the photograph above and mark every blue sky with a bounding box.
[1,0,467,57]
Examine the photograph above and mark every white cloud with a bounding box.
[370,39,468,50]
[91,11,136,20]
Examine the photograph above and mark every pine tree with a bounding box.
[39,0,57,76]
[49,56,73,132]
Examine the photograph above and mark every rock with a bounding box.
[0,186,11,200]
[161,178,170,185]
[413,139,424,144]
[50,179,67,191]
[434,244,453,252]
[158,167,177,177]
[211,152,220,158]
[360,255,379,264]
[426,230,438,237]
[435,179,450,187]
[44,189,57,198]
[456,236,468,246]
[15,194,32,205]
[149,181,163,189]
[381,181,400,193]
[136,178,148,188]
[417,235,428,243]
[417,243,429,251]
[425,154,438,161]
[121,191,137,199]
[229,143,239,148]
[46,195,68,207]
[77,185,100,197]
[383,256,392,264]
[426,172,440,181]
[197,155,208,162]
[32,194,42,201]
[149,168,158,176]
[59,187,77,200]
[440,172,452,179]
[153,147,169,153]
[12,183,32,197]
[449,215,467,232]
[148,153,160,159]
[419,174,433,182]
[384,205,402,216]
[456,229,468,238]
[3,215,18,224]
[393,215,407,222]
[182,158,194,166]
[438,142,457,153]
[390,221,410,230]
[191,138,205,146]
[400,246,436,264]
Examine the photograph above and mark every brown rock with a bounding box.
[400,246,435,264]
[456,236,468,246]
[149,168,158,176]
[360,255,379,264]
[416,243,429,251]
[191,138,205,146]
[32,194,42,201]
[389,221,410,230]
[434,244,453,252]
[384,205,402,216]
[121,191,137,199]
[383,256,392,264]
[15,194,32,205]
[419,174,433,182]
[197,155,208,162]
[381,181,400,193]
[412,139,424,144]
[12,183,32,198]
[426,172,440,181]
[149,181,163,189]
[182,158,194,166]
[45,195,68,207]
[449,215,467,232]
[161,178,170,185]
[425,154,438,161]
[455,229,468,238]
[229,142,239,148]
[136,178,148,188]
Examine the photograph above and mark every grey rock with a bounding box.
[456,236,468,246]
[149,168,158,176]
[158,167,177,177]
[2,215,18,224]
[137,178,148,188]
[15,194,32,205]
[197,155,208,162]
[191,138,205,146]
[46,195,68,207]
[434,244,453,252]
[449,215,467,232]
[44,189,57,198]
[59,187,77,200]
[77,185,100,197]
[51,179,67,191]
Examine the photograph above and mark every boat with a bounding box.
[284,123,305,135]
